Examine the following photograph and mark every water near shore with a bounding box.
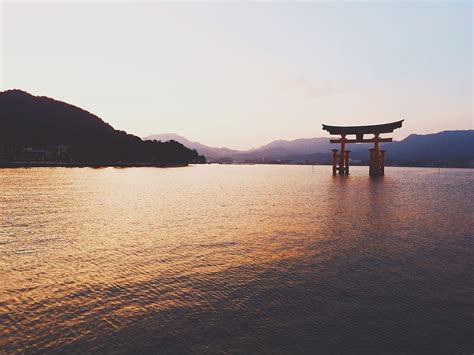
[1,165,472,353]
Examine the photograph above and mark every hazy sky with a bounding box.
[1,1,472,149]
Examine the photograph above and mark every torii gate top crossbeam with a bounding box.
[322,119,404,140]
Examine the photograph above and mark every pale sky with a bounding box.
[1,1,472,149]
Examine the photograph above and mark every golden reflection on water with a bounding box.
[1,165,472,352]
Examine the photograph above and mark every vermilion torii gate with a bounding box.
[322,120,404,176]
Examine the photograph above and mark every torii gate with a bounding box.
[322,120,404,176]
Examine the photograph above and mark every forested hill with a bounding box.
[0,90,205,165]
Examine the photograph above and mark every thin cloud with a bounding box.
[283,77,338,99]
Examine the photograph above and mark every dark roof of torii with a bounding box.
[322,119,404,136]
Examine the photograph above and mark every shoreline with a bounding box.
[209,162,473,169]
[0,162,190,168]
[1,162,471,169]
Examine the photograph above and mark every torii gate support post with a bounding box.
[338,134,346,175]
[380,150,386,175]
[331,149,338,175]
[368,149,374,176]
[344,151,350,175]
[371,133,380,176]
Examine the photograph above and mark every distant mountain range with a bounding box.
[146,130,474,168]
[145,133,332,161]
[0,90,205,166]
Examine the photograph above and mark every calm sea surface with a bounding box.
[1,165,473,353]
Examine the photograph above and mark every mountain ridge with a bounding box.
[145,130,474,167]
[145,133,241,159]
